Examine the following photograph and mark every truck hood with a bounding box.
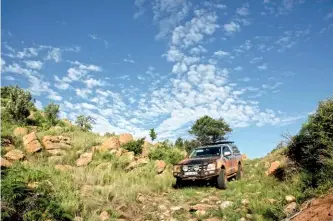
[177,156,220,165]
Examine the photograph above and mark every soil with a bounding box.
[291,194,333,221]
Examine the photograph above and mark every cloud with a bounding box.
[88,34,109,48]
[45,48,62,62]
[224,21,240,35]
[249,57,263,64]
[324,10,333,20]
[47,90,63,101]
[124,58,135,63]
[35,100,43,109]
[4,76,15,81]
[84,78,104,88]
[54,75,70,90]
[236,3,250,16]
[75,88,92,99]
[24,60,43,70]
[214,50,230,57]
[234,66,243,71]
[257,63,268,70]
[262,82,283,90]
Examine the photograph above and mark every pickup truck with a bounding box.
[173,141,243,189]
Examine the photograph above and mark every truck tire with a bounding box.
[175,178,183,188]
[236,164,243,180]
[216,169,227,189]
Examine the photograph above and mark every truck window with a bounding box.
[231,144,240,153]
[222,146,231,156]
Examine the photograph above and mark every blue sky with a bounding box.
[1,0,333,158]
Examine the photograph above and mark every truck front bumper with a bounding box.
[173,168,221,181]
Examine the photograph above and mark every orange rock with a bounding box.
[13,127,28,137]
[242,154,248,160]
[100,137,120,151]
[23,132,42,153]
[42,136,71,150]
[265,160,281,176]
[155,160,166,174]
[99,211,110,221]
[5,149,25,161]
[0,157,12,168]
[119,133,133,145]
[76,152,93,166]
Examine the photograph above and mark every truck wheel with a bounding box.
[216,169,227,189]
[236,164,243,180]
[175,178,183,188]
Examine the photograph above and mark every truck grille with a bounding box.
[187,164,203,171]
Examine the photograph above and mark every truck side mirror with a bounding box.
[224,151,231,157]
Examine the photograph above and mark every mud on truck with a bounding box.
[173,141,243,189]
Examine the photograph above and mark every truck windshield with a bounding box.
[189,147,221,158]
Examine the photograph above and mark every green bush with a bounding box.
[287,97,333,188]
[121,138,145,155]
[148,142,184,164]
[1,164,72,221]
[44,102,60,126]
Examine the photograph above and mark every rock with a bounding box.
[155,160,166,174]
[195,210,206,217]
[99,211,110,221]
[73,217,83,221]
[203,218,221,221]
[158,204,168,212]
[55,164,73,172]
[13,127,28,137]
[119,133,133,145]
[242,154,248,160]
[285,195,296,203]
[219,201,234,210]
[141,141,151,157]
[99,137,120,151]
[5,149,24,161]
[284,202,297,215]
[170,206,182,212]
[42,135,71,150]
[245,214,253,220]
[1,157,12,168]
[265,161,281,176]
[136,193,146,203]
[23,132,42,153]
[122,151,135,161]
[48,156,64,164]
[191,204,216,211]
[239,218,246,221]
[76,152,93,166]
[27,182,39,189]
[125,158,149,171]
[1,138,15,152]
[241,199,250,206]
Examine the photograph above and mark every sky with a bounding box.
[1,0,333,158]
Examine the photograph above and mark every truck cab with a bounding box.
[173,141,243,189]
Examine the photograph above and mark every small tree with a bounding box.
[1,85,33,123]
[175,137,184,148]
[149,128,157,141]
[44,102,60,126]
[75,115,95,131]
[189,115,232,145]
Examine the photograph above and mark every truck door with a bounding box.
[222,145,233,175]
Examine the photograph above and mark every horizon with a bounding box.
[1,0,333,158]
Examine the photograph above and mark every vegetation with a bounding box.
[44,102,60,126]
[189,115,232,145]
[121,138,145,155]
[149,128,157,141]
[75,115,95,132]
[148,142,184,164]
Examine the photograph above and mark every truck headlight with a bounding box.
[207,163,216,170]
[173,165,181,173]
[182,165,189,172]
[193,165,200,171]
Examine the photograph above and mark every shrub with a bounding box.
[75,115,95,132]
[44,102,60,126]
[1,86,34,123]
[121,138,145,155]
[287,97,333,188]
[148,142,184,164]
[1,164,72,221]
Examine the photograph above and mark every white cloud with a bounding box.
[81,102,98,110]
[249,57,263,64]
[46,48,62,62]
[172,62,187,74]
[24,60,43,70]
[257,63,268,70]
[47,90,63,101]
[35,100,43,109]
[224,21,240,34]
[214,50,230,57]
[54,75,70,90]
[324,10,333,20]
[4,76,15,81]
[234,66,243,71]
[75,88,92,99]
[88,34,109,48]
[236,4,249,16]
[84,78,104,88]
[124,58,135,63]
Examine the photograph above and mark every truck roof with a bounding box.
[196,141,235,149]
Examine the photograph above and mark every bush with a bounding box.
[287,97,333,188]
[121,138,145,155]
[148,142,184,164]
[1,164,72,221]
[44,102,60,126]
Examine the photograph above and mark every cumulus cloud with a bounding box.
[236,3,250,16]
[24,60,43,70]
[224,21,240,35]
[257,63,268,70]
[234,66,243,71]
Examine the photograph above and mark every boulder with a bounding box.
[125,158,149,171]
[99,211,110,221]
[55,164,73,172]
[241,199,250,206]
[76,152,93,166]
[155,160,166,174]
[285,195,296,203]
[100,137,120,151]
[141,141,151,157]
[73,217,83,221]
[1,138,15,152]
[1,157,12,168]
[5,149,24,161]
[265,161,281,176]
[119,133,133,145]
[122,151,135,161]
[219,201,234,210]
[23,132,42,153]
[13,127,28,137]
[284,202,297,215]
[239,218,246,221]
[42,136,71,150]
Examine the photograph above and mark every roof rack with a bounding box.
[208,140,234,145]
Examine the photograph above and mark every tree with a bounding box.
[75,115,95,131]
[1,85,33,123]
[189,115,232,145]
[175,137,184,148]
[44,102,60,126]
[149,128,157,141]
